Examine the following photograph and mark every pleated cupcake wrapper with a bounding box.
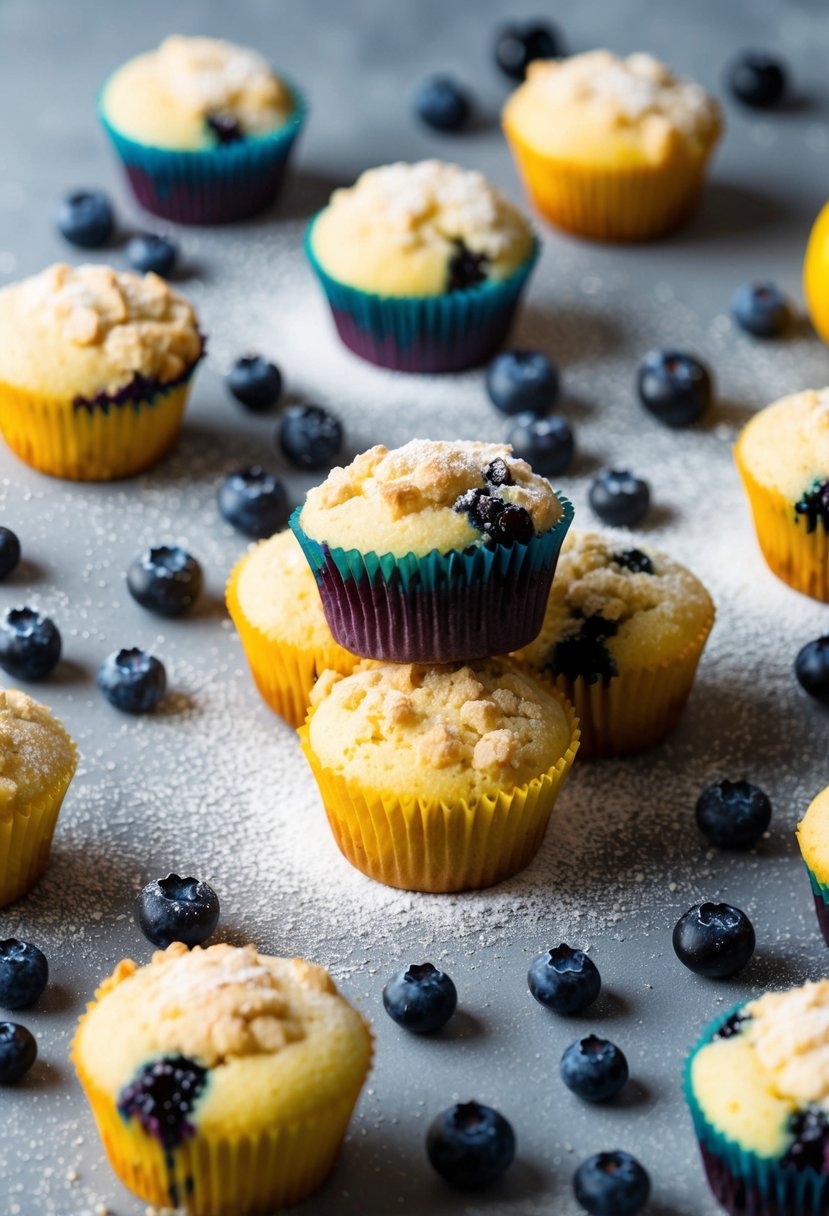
[225,553,358,728]
[305,220,539,373]
[98,81,306,225]
[0,744,76,907]
[735,443,829,603]
[289,495,574,663]
[801,862,829,949]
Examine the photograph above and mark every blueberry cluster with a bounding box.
[0,939,49,1085]
[453,459,535,547]
[795,478,829,534]
[56,190,179,278]
[447,240,489,292]
[548,614,620,686]
[117,1055,208,1152]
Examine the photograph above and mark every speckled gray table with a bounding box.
[0,1,828,1213]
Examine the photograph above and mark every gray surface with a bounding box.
[1,1,828,1214]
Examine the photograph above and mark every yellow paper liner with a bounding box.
[0,742,77,907]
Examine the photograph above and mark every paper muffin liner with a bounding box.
[0,743,76,907]
[800,863,829,949]
[98,81,306,225]
[289,495,574,663]
[305,220,539,373]
[225,550,358,728]
[735,442,829,603]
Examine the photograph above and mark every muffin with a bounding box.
[72,942,373,1216]
[306,160,538,372]
[735,389,829,602]
[99,36,306,224]
[796,785,829,946]
[226,530,358,728]
[291,439,573,663]
[685,982,829,1215]
[0,689,77,907]
[513,531,714,758]
[0,263,202,481]
[299,658,580,892]
[502,50,722,242]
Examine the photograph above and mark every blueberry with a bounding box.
[484,457,514,488]
[0,940,48,1011]
[0,528,20,580]
[795,636,829,706]
[695,779,772,849]
[226,355,282,413]
[506,413,574,477]
[495,22,561,81]
[55,189,114,248]
[447,240,489,291]
[528,944,601,1014]
[414,76,471,132]
[126,233,178,278]
[382,962,458,1034]
[574,1150,650,1216]
[426,1101,515,1189]
[637,351,712,428]
[278,404,343,471]
[218,467,290,539]
[98,648,167,714]
[0,1021,37,1084]
[727,51,787,109]
[127,546,202,618]
[731,282,790,338]
[135,874,220,949]
[0,608,61,680]
[486,350,559,417]
[673,902,755,979]
[612,549,653,574]
[783,1109,829,1172]
[589,471,650,528]
[206,112,244,143]
[560,1035,629,1103]
[118,1056,208,1152]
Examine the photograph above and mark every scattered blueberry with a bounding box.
[0,941,48,1011]
[126,233,178,278]
[589,471,650,529]
[0,608,61,681]
[127,546,202,618]
[574,1150,650,1216]
[135,874,220,949]
[486,350,559,417]
[560,1036,629,1103]
[98,648,167,714]
[495,22,562,81]
[695,779,772,850]
[637,351,712,428]
[0,527,20,580]
[226,355,282,413]
[55,189,114,248]
[218,467,290,539]
[727,51,787,109]
[414,76,471,132]
[795,636,829,706]
[506,413,574,477]
[673,902,755,979]
[278,404,343,471]
[0,1021,37,1084]
[528,944,601,1014]
[118,1056,208,1152]
[731,282,790,338]
[426,1101,515,1189]
[382,963,457,1034]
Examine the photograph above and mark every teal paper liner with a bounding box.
[803,861,829,948]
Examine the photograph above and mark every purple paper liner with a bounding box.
[812,892,829,949]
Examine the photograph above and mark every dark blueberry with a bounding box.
[795,478,829,535]
[712,1011,750,1042]
[0,940,48,1011]
[447,240,489,292]
[506,413,574,477]
[55,189,114,248]
[695,779,772,850]
[206,112,244,143]
[414,75,471,132]
[782,1109,829,1172]
[548,615,619,686]
[135,874,220,949]
[0,608,61,680]
[484,457,514,487]
[382,962,458,1034]
[127,546,202,618]
[226,355,282,413]
[528,944,601,1015]
[795,636,829,706]
[0,527,21,580]
[278,404,343,471]
[470,493,505,531]
[731,282,790,338]
[589,470,650,529]
[574,1150,650,1216]
[118,1055,208,1150]
[426,1101,515,1189]
[453,488,485,517]
[673,902,755,979]
[637,351,712,428]
[612,549,653,575]
[0,1021,37,1084]
[494,22,562,81]
[218,466,290,539]
[486,350,559,417]
[727,51,787,109]
[98,648,167,715]
[494,502,534,545]
[126,233,178,278]
[560,1035,629,1103]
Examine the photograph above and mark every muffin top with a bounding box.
[796,784,829,884]
[307,658,576,802]
[515,530,714,683]
[503,50,721,165]
[310,160,535,295]
[298,440,562,558]
[0,263,202,401]
[0,688,76,818]
[737,389,829,532]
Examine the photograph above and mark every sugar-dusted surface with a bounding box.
[0,0,828,1214]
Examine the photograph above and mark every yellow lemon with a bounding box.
[804,200,829,342]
